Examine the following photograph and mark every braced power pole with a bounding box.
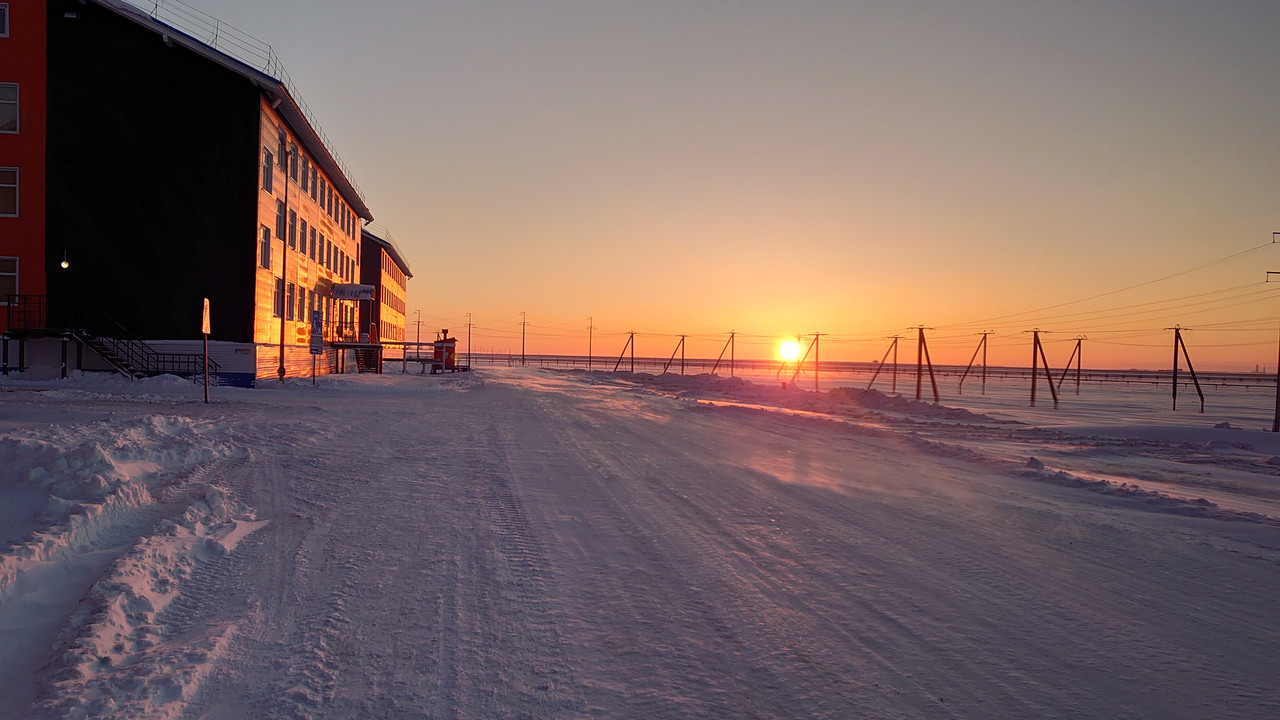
[711,332,735,376]
[790,333,825,391]
[663,335,687,375]
[1267,271,1280,431]
[613,332,635,373]
[913,326,940,403]
[868,336,902,393]
[1167,325,1205,413]
[1024,329,1059,409]
[1056,335,1086,396]
[958,331,993,395]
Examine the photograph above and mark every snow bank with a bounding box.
[0,410,262,720]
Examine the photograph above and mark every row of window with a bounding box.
[272,278,357,340]
[380,284,406,316]
[380,320,404,342]
[380,251,407,289]
[274,200,357,282]
[262,128,359,242]
[260,216,357,287]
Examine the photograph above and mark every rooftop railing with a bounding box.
[118,0,366,206]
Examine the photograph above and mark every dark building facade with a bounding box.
[0,0,382,385]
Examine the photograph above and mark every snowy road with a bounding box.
[3,368,1280,719]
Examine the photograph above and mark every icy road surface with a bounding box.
[2,368,1279,719]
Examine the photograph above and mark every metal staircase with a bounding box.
[5,295,219,383]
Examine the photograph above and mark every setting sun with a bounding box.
[779,339,800,362]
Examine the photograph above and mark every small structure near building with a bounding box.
[432,329,457,374]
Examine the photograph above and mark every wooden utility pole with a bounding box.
[1056,335,1086,395]
[958,331,993,395]
[1267,271,1280,431]
[663,335,687,374]
[1167,325,1205,413]
[868,336,902,393]
[912,326,940,403]
[790,333,825,391]
[520,311,528,366]
[711,332,735,376]
[587,316,594,370]
[1024,329,1059,409]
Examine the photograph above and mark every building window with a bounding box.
[275,199,286,240]
[0,256,16,304]
[301,156,309,192]
[288,209,297,250]
[319,233,327,269]
[273,277,284,318]
[0,83,16,133]
[309,167,317,200]
[0,5,8,38]
[297,285,306,322]
[259,224,271,269]
[289,142,299,180]
[286,282,296,321]
[0,167,16,216]
[262,149,273,193]
[277,130,287,170]
[309,227,317,260]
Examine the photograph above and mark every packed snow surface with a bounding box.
[1,367,1279,719]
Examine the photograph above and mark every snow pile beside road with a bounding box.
[0,413,261,720]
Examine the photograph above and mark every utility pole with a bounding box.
[1056,335,1086,396]
[664,335,687,375]
[465,312,472,369]
[868,335,902,393]
[958,331,993,395]
[711,332,735,376]
[1023,329,1059,409]
[912,326,939,402]
[587,316,595,370]
[412,309,422,360]
[1268,271,1280,431]
[614,332,635,372]
[790,333,825,391]
[520,311,527,366]
[1166,325,1205,413]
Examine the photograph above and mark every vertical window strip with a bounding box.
[0,256,17,304]
[262,149,273,193]
[0,83,17,133]
[0,167,16,216]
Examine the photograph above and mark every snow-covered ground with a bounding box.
[2,367,1278,719]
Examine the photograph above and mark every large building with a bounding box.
[0,0,400,386]
[361,226,412,345]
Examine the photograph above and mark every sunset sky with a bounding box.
[184,0,1280,370]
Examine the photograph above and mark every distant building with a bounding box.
[360,226,412,345]
[0,0,382,386]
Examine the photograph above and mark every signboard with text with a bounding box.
[331,284,375,301]
[309,310,324,355]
